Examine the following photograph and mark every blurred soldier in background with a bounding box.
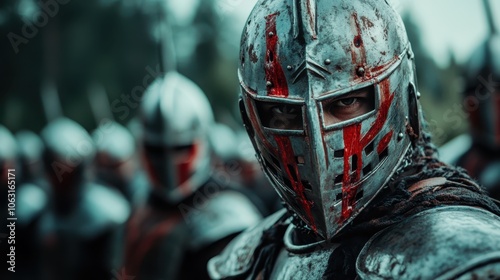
[16,130,45,186]
[123,72,262,280]
[38,118,130,280]
[209,0,500,279]
[208,122,278,216]
[233,131,283,215]
[92,120,149,209]
[15,130,49,280]
[439,0,500,200]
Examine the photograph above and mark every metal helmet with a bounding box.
[16,130,45,182]
[209,122,239,163]
[41,118,95,194]
[463,34,500,150]
[92,120,136,189]
[0,125,17,186]
[239,0,420,239]
[140,71,214,203]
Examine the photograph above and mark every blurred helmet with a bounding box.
[239,0,420,239]
[209,122,239,164]
[16,130,44,181]
[92,120,136,188]
[0,125,17,184]
[140,71,214,203]
[41,118,95,194]
[463,34,500,150]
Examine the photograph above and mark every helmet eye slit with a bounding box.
[254,100,304,131]
[320,86,376,129]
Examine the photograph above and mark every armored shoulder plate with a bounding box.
[208,208,287,280]
[356,206,500,280]
[187,190,263,251]
[78,183,131,237]
[17,183,48,226]
[43,183,130,238]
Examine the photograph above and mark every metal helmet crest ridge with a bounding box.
[239,0,420,240]
[140,71,214,203]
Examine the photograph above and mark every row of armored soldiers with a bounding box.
[0,71,280,280]
[1,15,500,280]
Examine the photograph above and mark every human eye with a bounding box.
[322,87,375,125]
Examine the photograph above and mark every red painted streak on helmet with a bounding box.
[340,79,394,223]
[142,152,162,188]
[305,0,317,39]
[369,57,399,77]
[177,142,199,195]
[274,135,317,231]
[265,13,289,98]
[377,130,394,154]
[351,13,367,69]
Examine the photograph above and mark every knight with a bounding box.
[439,0,500,201]
[208,1,500,279]
[123,72,262,280]
[38,118,130,280]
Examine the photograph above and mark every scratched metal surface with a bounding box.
[356,206,500,280]
[239,0,417,240]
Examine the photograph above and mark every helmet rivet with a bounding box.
[397,133,404,141]
[324,59,331,65]
[268,31,275,37]
[266,81,273,88]
[356,67,365,77]
[287,65,293,70]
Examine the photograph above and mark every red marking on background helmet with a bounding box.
[467,94,483,134]
[462,149,481,179]
[340,79,394,223]
[142,152,162,189]
[177,142,199,195]
[274,135,317,231]
[265,13,289,98]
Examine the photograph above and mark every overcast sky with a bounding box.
[399,0,500,67]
